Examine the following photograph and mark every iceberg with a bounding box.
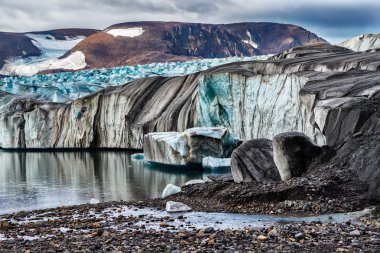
[131,153,145,161]
[202,157,231,169]
[144,127,237,166]
[184,179,206,186]
[166,201,192,213]
[162,184,181,198]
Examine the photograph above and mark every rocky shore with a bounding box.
[1,200,380,253]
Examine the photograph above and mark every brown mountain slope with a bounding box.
[67,21,327,69]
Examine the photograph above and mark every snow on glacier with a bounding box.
[0,34,86,76]
[0,56,269,103]
[27,34,86,55]
[106,28,144,37]
[1,51,86,77]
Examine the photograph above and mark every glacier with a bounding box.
[0,34,87,76]
[0,56,269,103]
[1,45,379,150]
[339,34,380,52]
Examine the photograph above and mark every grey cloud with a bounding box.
[0,0,378,43]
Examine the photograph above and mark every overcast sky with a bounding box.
[0,0,379,43]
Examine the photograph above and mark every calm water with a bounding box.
[0,150,225,214]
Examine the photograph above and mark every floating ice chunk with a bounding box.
[162,184,181,198]
[144,127,237,166]
[202,157,231,169]
[131,153,144,161]
[184,179,205,186]
[166,201,192,213]
[106,28,144,38]
[90,198,100,204]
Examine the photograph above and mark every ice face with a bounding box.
[0,56,269,103]
[197,73,325,145]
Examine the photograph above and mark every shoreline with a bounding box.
[1,199,380,252]
[1,181,380,252]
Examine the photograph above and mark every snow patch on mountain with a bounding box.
[339,34,380,52]
[106,28,144,38]
[242,30,258,49]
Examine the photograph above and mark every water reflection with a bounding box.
[0,150,222,214]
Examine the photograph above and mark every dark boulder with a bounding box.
[273,132,323,181]
[231,139,281,183]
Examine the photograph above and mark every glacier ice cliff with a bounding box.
[0,44,380,149]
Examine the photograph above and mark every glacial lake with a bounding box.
[0,150,226,214]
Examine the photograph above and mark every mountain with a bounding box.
[339,34,380,52]
[67,21,327,69]
[0,29,98,75]
[0,22,326,75]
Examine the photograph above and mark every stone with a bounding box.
[295,233,305,240]
[268,228,279,237]
[196,228,206,238]
[273,132,323,181]
[349,230,361,236]
[207,173,234,182]
[165,201,192,213]
[162,184,181,198]
[231,139,281,183]
[144,127,237,166]
[257,235,268,241]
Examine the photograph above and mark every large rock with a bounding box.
[144,127,237,166]
[231,139,281,183]
[273,132,323,181]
